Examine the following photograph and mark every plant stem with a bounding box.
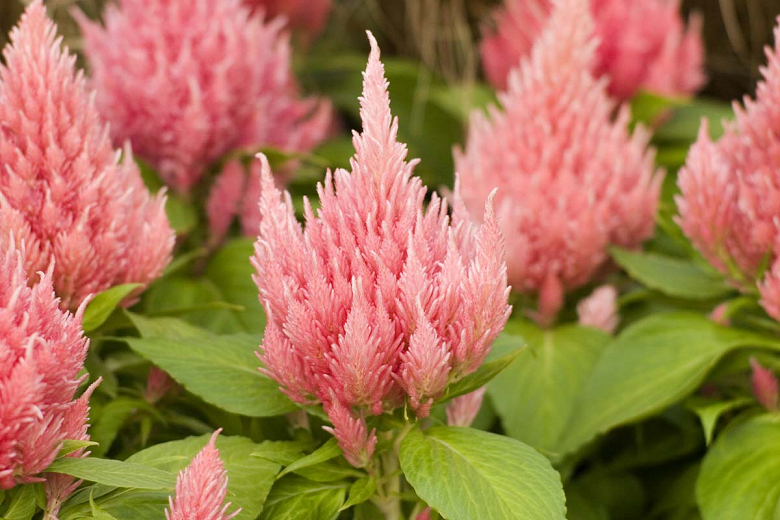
[372,421,416,519]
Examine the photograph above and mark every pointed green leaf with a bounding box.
[3,484,38,520]
[278,438,341,479]
[259,476,348,520]
[82,284,142,332]
[442,347,524,403]
[339,476,376,511]
[44,458,175,490]
[687,397,752,445]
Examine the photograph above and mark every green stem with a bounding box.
[371,421,416,520]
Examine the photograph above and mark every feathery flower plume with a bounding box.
[446,388,487,428]
[166,430,240,520]
[750,358,779,412]
[677,20,780,320]
[456,0,661,326]
[244,0,332,38]
[252,33,511,467]
[481,0,705,100]
[0,1,173,310]
[77,0,332,194]
[577,285,619,334]
[0,242,96,492]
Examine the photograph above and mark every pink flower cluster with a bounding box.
[456,0,661,326]
[244,0,332,38]
[0,244,95,492]
[166,431,240,520]
[78,0,332,194]
[481,0,705,101]
[677,20,780,321]
[0,1,173,310]
[252,34,511,467]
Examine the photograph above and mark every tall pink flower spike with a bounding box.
[456,0,661,327]
[0,241,98,502]
[252,33,511,467]
[481,0,705,101]
[244,0,332,38]
[166,430,240,520]
[677,18,780,321]
[77,0,332,195]
[0,1,173,311]
[446,388,487,428]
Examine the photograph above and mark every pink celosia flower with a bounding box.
[77,0,332,194]
[750,357,779,412]
[677,20,780,320]
[252,33,511,467]
[577,285,619,333]
[0,242,96,491]
[709,302,731,327]
[456,0,661,326]
[166,430,240,520]
[0,1,173,310]
[244,0,332,38]
[144,367,175,405]
[481,0,705,101]
[446,387,487,428]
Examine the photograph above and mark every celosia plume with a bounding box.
[0,1,173,310]
[456,0,661,326]
[446,388,487,428]
[481,0,705,100]
[676,20,780,321]
[77,0,332,194]
[0,243,96,492]
[750,358,779,412]
[577,285,619,334]
[252,33,511,467]
[166,430,240,520]
[244,0,332,38]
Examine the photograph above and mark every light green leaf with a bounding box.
[557,313,780,456]
[339,476,376,511]
[687,397,753,445]
[611,247,731,300]
[654,97,733,143]
[487,321,610,457]
[259,476,348,520]
[124,314,295,417]
[82,284,142,332]
[399,426,566,520]
[44,458,175,490]
[441,348,523,403]
[165,195,197,234]
[697,415,780,520]
[278,438,341,479]
[89,490,118,520]
[251,440,314,466]
[3,484,38,520]
[57,440,99,459]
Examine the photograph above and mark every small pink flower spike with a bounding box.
[456,0,661,327]
[677,18,780,320]
[252,32,511,467]
[709,302,731,327]
[77,0,332,195]
[144,367,175,405]
[577,285,619,334]
[166,430,241,520]
[244,0,332,38]
[446,388,487,428]
[0,1,173,310]
[480,0,705,101]
[750,358,779,412]
[0,240,96,491]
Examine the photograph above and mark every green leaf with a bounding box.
[89,398,158,457]
[654,97,733,143]
[697,415,780,519]
[82,284,142,332]
[610,247,731,300]
[44,458,175,490]
[556,313,780,456]
[441,348,523,403]
[3,484,38,520]
[339,476,376,511]
[487,322,610,457]
[165,195,198,234]
[630,90,685,127]
[57,440,99,458]
[399,426,566,520]
[278,438,341,479]
[89,490,119,520]
[687,397,752,445]
[123,314,295,417]
[259,476,348,520]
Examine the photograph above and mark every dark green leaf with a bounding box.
[339,476,376,511]
[3,484,38,520]
[259,476,348,520]
[44,458,175,490]
[441,348,524,403]
[278,438,341,479]
[82,284,142,332]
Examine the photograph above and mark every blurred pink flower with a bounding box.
[577,285,619,334]
[481,0,705,100]
[750,357,779,412]
[166,430,240,520]
[0,243,96,492]
[252,33,511,467]
[244,0,331,38]
[446,388,487,428]
[0,1,173,310]
[144,367,175,405]
[677,21,780,320]
[77,0,332,194]
[456,0,661,326]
